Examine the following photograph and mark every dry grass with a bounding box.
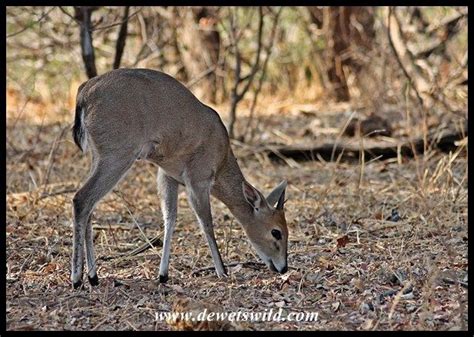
[6,95,467,331]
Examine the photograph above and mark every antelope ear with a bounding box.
[266,180,287,210]
[242,181,264,211]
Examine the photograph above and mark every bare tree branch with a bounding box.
[7,7,56,38]
[387,7,429,108]
[228,6,265,139]
[426,10,467,35]
[413,10,467,59]
[58,6,82,25]
[91,8,141,32]
[185,65,218,89]
[235,7,264,99]
[244,7,283,142]
[228,8,243,139]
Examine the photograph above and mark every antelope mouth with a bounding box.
[266,260,278,272]
[266,259,288,274]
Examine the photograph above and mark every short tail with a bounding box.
[72,104,87,152]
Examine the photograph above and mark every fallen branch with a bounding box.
[39,187,77,200]
[126,235,163,256]
[99,235,163,261]
[191,261,300,276]
[266,128,466,163]
[191,261,266,276]
[442,277,468,289]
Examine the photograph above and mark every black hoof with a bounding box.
[159,274,168,283]
[73,280,83,289]
[88,274,99,286]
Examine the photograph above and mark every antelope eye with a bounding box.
[271,229,282,240]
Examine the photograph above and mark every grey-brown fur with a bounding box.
[71,68,288,288]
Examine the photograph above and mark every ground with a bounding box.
[6,101,468,330]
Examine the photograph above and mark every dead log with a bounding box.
[266,128,466,163]
[100,234,163,261]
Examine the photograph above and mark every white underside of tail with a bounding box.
[80,108,88,152]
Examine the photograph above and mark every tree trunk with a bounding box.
[177,7,220,103]
[74,6,99,79]
[309,7,375,102]
[113,6,130,70]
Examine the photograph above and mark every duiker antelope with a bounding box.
[71,68,288,288]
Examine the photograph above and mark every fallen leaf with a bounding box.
[337,235,349,248]
[43,263,57,273]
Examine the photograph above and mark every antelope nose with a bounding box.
[279,265,288,274]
